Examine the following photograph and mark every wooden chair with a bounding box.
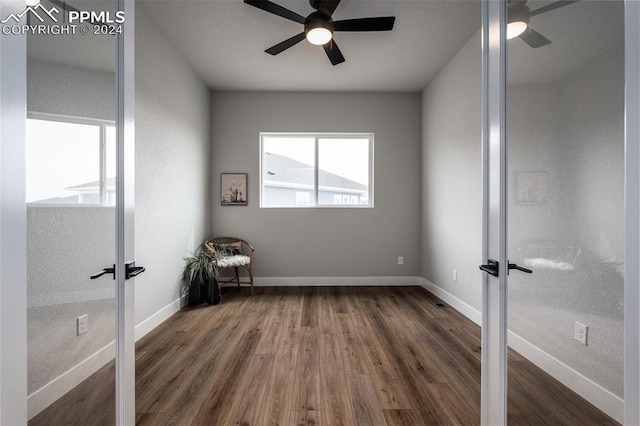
[204,237,255,295]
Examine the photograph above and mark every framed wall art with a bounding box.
[221,173,247,206]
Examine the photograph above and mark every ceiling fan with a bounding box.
[243,0,396,65]
[508,0,579,48]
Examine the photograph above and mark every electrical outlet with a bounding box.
[77,314,88,336]
[453,270,458,281]
[574,321,588,345]
[397,256,404,265]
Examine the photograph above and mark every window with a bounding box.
[260,133,373,208]
[26,114,116,206]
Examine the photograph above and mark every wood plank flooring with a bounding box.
[29,286,618,425]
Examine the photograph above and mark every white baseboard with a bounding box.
[419,277,482,325]
[254,276,422,287]
[507,331,623,423]
[27,342,115,420]
[28,297,183,420]
[419,277,623,423]
[135,297,183,341]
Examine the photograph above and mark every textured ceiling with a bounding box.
[139,0,482,92]
[27,1,624,92]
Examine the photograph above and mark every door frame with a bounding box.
[0,0,28,423]
[0,0,137,423]
[480,0,508,424]
[116,0,136,423]
[624,0,640,423]
[481,0,640,424]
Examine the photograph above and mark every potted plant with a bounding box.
[182,248,220,306]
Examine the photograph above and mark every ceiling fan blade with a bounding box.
[333,16,396,32]
[317,0,341,17]
[265,32,306,55]
[323,41,345,65]
[244,0,306,24]
[530,0,579,17]
[519,27,552,48]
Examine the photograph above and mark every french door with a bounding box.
[481,0,639,424]
[0,0,136,423]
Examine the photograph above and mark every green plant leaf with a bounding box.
[182,248,217,285]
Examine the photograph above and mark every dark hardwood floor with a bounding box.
[29,286,618,425]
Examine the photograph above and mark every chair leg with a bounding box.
[234,267,240,287]
[249,266,254,296]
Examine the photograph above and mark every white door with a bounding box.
[481,0,638,424]
[0,0,137,423]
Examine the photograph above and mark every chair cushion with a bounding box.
[217,255,251,268]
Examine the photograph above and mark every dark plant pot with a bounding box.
[205,277,221,305]
[188,280,203,306]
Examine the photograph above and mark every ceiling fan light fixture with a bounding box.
[306,25,333,45]
[507,21,528,39]
[507,4,530,39]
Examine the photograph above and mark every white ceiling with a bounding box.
[28,0,624,92]
[139,0,482,92]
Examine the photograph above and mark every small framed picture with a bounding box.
[221,173,247,206]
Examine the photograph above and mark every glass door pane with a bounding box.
[26,0,118,423]
[506,0,624,423]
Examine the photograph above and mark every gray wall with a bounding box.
[422,21,624,399]
[25,5,211,400]
[210,92,421,278]
[421,33,483,311]
[134,5,211,323]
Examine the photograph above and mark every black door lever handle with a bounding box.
[479,259,499,277]
[90,262,146,280]
[90,265,115,280]
[125,261,145,280]
[508,263,533,274]
[480,260,533,276]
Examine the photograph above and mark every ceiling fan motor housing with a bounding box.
[243,0,397,64]
[508,4,531,25]
[305,11,334,36]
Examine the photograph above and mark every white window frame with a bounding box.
[26,112,116,207]
[259,132,374,209]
